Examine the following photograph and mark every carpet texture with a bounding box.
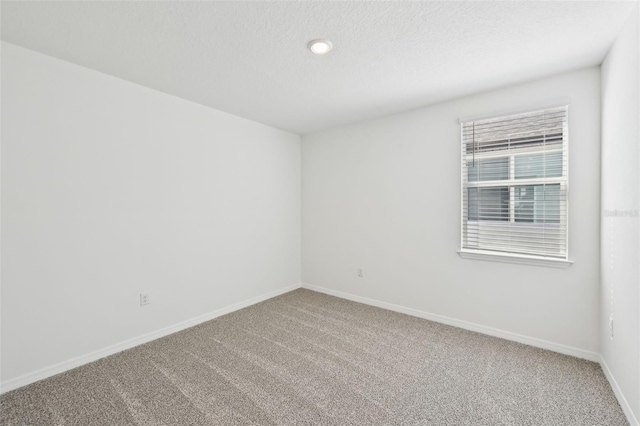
[0,289,629,425]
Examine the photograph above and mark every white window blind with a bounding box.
[460,106,568,260]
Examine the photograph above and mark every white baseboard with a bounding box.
[600,356,640,426]
[301,282,600,362]
[0,283,302,394]
[5,281,635,426]
[302,284,640,422]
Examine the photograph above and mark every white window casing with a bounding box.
[459,106,572,267]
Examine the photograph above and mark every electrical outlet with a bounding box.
[140,292,150,306]
[609,314,614,338]
[357,267,364,278]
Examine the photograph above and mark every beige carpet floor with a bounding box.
[0,289,629,425]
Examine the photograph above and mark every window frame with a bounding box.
[458,106,572,268]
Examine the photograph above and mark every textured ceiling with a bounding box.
[1,1,636,134]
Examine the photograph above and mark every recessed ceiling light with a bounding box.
[308,39,333,55]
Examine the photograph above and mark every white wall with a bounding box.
[1,42,301,384]
[302,67,601,357]
[601,4,640,423]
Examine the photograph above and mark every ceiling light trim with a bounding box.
[308,39,333,55]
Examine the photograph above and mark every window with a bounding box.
[460,107,569,265]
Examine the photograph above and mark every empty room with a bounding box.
[1,1,639,425]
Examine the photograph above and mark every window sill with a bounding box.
[458,250,573,268]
